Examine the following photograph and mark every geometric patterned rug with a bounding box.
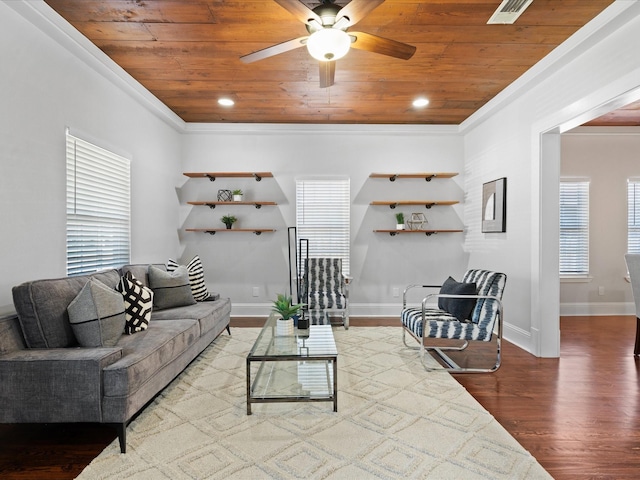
[77,327,552,479]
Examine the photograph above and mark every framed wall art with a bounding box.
[482,177,507,233]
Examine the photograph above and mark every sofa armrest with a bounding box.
[0,347,122,423]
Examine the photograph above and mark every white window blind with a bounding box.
[629,179,640,254]
[66,132,131,276]
[296,177,350,275]
[559,180,589,276]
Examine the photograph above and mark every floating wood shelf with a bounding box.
[369,172,458,182]
[188,201,277,209]
[370,200,459,209]
[186,228,275,236]
[374,229,463,236]
[183,172,273,182]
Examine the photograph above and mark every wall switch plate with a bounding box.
[598,286,605,296]
[252,287,259,297]
[392,287,400,297]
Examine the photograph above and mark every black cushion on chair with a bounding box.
[438,276,477,322]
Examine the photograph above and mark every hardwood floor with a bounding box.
[455,315,640,480]
[1,316,638,479]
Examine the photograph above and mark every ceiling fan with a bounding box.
[240,0,416,88]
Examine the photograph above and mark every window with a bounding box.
[628,179,640,255]
[559,180,589,276]
[296,177,350,275]
[66,131,130,276]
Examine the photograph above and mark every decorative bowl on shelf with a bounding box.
[408,212,427,230]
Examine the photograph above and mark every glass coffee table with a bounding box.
[246,312,338,415]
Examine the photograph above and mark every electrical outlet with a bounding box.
[252,287,259,297]
[392,287,400,298]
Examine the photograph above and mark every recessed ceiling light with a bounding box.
[218,98,234,107]
[413,98,429,108]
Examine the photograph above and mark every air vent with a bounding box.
[487,0,534,24]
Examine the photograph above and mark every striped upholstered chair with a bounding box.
[401,269,506,373]
[301,258,350,329]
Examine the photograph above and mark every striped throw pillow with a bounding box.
[167,255,210,301]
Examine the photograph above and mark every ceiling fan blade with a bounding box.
[336,0,385,27]
[319,61,336,88]
[240,36,308,63]
[273,0,322,25]
[350,32,416,60]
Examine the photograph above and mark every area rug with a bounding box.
[77,327,551,479]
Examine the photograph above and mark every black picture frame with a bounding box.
[482,177,507,233]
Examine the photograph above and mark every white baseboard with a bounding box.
[231,302,406,318]
[230,302,633,359]
[502,322,534,353]
[560,302,635,316]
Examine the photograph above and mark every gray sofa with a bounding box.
[0,264,231,453]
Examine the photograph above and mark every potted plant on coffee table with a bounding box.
[272,293,304,336]
[221,215,237,229]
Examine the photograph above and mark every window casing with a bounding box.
[295,177,350,275]
[66,131,131,276]
[628,179,640,255]
[559,180,589,276]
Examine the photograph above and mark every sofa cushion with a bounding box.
[148,265,196,310]
[167,255,210,301]
[67,279,126,347]
[102,319,200,398]
[151,298,231,337]
[438,276,477,322]
[12,269,121,348]
[120,264,166,289]
[116,272,154,334]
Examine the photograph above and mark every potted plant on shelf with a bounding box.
[221,215,237,229]
[395,212,405,230]
[272,293,305,335]
[232,189,244,202]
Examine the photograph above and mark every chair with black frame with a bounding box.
[401,269,507,373]
[624,254,640,356]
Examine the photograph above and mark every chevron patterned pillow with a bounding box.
[167,255,210,301]
[116,271,153,334]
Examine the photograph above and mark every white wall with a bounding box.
[180,126,467,316]
[4,0,640,358]
[0,2,183,310]
[560,127,640,315]
[1,2,469,320]
[460,1,640,356]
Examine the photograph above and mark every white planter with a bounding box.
[276,318,294,336]
[396,224,405,230]
[233,194,243,202]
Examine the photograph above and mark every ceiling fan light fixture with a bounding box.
[306,28,351,62]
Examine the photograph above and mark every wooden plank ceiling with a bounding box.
[43,0,624,125]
